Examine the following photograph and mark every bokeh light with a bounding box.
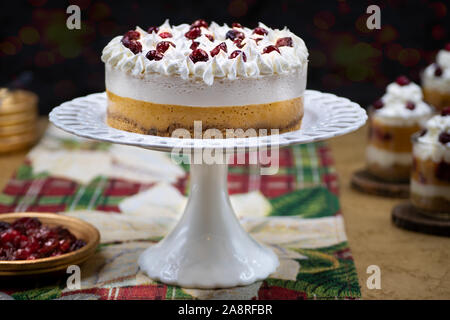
[0,37,22,56]
[228,0,248,17]
[28,0,47,6]
[338,0,351,14]
[35,51,55,67]
[355,15,370,34]
[309,49,327,68]
[19,26,40,45]
[332,40,381,82]
[376,25,398,43]
[398,48,421,67]
[430,1,447,18]
[314,11,335,30]
[59,42,82,59]
[0,41,17,56]
[386,43,403,60]
[432,25,447,40]
[346,64,369,82]
[89,1,111,21]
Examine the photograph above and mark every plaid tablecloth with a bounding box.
[0,125,361,300]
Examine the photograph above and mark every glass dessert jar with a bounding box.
[365,76,433,182]
[410,111,450,219]
[366,108,422,182]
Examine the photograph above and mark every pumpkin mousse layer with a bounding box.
[106,90,303,136]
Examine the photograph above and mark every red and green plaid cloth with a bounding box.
[0,126,361,300]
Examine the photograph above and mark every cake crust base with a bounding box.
[106,90,303,137]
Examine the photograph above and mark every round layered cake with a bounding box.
[101,20,308,137]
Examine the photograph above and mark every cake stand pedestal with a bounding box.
[49,90,367,288]
[138,161,278,288]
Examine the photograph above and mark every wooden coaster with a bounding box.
[392,202,450,237]
[351,168,409,198]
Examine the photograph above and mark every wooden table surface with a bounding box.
[0,118,449,299]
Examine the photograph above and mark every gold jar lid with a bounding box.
[0,121,37,137]
[0,111,37,126]
[0,88,38,115]
[0,130,37,153]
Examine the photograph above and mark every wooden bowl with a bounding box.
[0,212,100,276]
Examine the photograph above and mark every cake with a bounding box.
[411,107,450,217]
[366,76,433,182]
[101,20,308,137]
[422,44,450,111]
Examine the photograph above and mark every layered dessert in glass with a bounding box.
[366,76,433,182]
[411,107,450,218]
[101,20,308,137]
[422,44,450,111]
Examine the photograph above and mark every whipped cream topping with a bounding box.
[101,20,308,85]
[374,81,433,126]
[437,49,450,69]
[422,49,450,93]
[415,114,450,162]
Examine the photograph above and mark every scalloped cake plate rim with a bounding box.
[49,90,367,151]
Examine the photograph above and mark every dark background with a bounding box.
[0,0,449,114]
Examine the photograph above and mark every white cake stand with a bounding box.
[49,90,367,288]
